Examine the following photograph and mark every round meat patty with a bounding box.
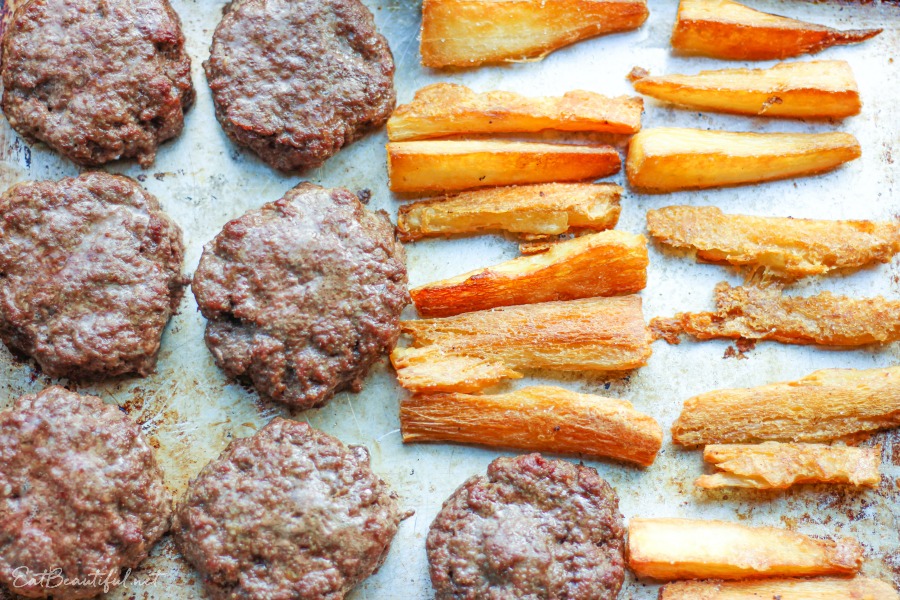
[205,0,396,171]
[1,0,194,167]
[0,172,186,380]
[0,386,171,599]
[173,417,405,600]
[191,182,408,409]
[427,453,626,600]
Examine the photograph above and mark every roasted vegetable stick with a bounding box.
[388,141,621,193]
[397,183,621,242]
[626,128,860,193]
[651,282,900,347]
[420,0,649,68]
[392,352,522,394]
[646,206,900,280]
[628,518,863,581]
[392,295,652,393]
[630,60,861,119]
[388,84,642,141]
[696,442,881,490]
[659,577,899,600]
[671,366,900,447]
[410,230,647,317]
[400,386,663,466]
[671,0,881,61]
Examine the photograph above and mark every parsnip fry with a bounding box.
[400,385,663,466]
[410,230,647,317]
[626,128,860,193]
[397,183,621,242]
[651,282,900,347]
[388,141,621,193]
[388,84,643,141]
[631,60,861,119]
[391,295,652,393]
[646,206,900,280]
[671,0,881,61]
[660,577,899,600]
[420,0,649,68]
[671,366,900,447]
[696,442,881,490]
[392,352,522,394]
[628,518,863,581]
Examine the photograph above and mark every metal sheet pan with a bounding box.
[0,0,898,598]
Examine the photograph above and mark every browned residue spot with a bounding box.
[626,66,649,82]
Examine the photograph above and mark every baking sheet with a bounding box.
[0,0,898,598]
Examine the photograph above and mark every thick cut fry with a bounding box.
[391,352,523,394]
[626,128,860,193]
[420,0,649,68]
[627,518,863,581]
[400,386,663,466]
[397,183,621,242]
[696,442,881,490]
[388,141,621,193]
[391,295,652,393]
[671,366,900,447]
[660,577,899,600]
[646,206,900,280]
[671,0,881,61]
[651,282,900,347]
[630,60,861,119]
[388,84,642,141]
[410,230,647,317]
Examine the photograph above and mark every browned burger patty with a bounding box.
[204,0,395,171]
[173,417,404,600]
[1,0,194,167]
[191,182,407,409]
[427,453,626,600]
[0,172,186,380]
[0,386,171,600]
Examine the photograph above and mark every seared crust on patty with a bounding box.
[427,453,626,600]
[173,418,404,600]
[204,0,395,171]
[1,0,194,167]
[191,182,407,409]
[0,172,186,380]
[0,386,171,600]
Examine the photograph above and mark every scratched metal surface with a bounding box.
[0,0,898,598]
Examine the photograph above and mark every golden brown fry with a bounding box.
[410,230,647,318]
[626,128,860,193]
[388,84,643,141]
[420,0,649,68]
[388,141,621,193]
[627,518,863,581]
[392,352,522,394]
[671,366,900,447]
[646,206,900,280]
[659,577,899,600]
[696,442,881,490]
[630,60,861,119]
[652,282,900,347]
[391,295,652,393]
[400,385,663,466]
[396,183,621,242]
[671,0,881,61]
